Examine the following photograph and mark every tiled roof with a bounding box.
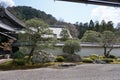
[49,25,72,39]
[0,21,15,32]
[50,27,62,38]
[5,9,25,28]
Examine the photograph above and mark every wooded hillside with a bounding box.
[7,6,57,25]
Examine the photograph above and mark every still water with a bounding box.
[79,47,120,57]
[47,47,120,57]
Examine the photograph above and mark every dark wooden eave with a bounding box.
[0,32,17,40]
[0,7,25,40]
[0,7,25,30]
[0,21,15,32]
[55,0,120,7]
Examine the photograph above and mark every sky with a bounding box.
[0,0,120,26]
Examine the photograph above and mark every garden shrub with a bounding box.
[13,59,26,66]
[117,58,120,62]
[99,56,105,59]
[82,58,93,63]
[102,58,114,63]
[90,54,98,60]
[13,51,25,59]
[108,55,116,59]
[64,54,81,62]
[56,56,65,62]
[63,40,81,54]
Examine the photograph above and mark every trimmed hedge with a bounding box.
[13,51,25,59]
[90,54,98,60]
[56,56,65,62]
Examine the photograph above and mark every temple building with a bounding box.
[0,7,25,57]
[49,25,72,39]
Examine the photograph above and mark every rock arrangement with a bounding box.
[59,62,76,67]
[93,59,106,64]
[32,50,56,63]
[64,54,81,62]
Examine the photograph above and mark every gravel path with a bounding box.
[0,64,120,80]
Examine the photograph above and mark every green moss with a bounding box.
[101,58,114,63]
[13,51,25,59]
[90,54,99,60]
[56,56,65,62]
[82,58,93,63]
[0,60,55,71]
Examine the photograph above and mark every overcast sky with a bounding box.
[0,0,120,26]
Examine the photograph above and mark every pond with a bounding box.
[46,44,120,57]
[79,47,120,57]
[21,43,120,57]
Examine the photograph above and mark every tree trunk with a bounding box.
[27,45,36,62]
[106,46,113,57]
[103,44,113,58]
[103,44,107,57]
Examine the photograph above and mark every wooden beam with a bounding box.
[56,0,120,7]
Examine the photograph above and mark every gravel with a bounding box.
[0,64,120,80]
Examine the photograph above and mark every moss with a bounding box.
[56,56,65,62]
[90,54,99,60]
[82,58,93,63]
[101,58,114,63]
[0,60,55,71]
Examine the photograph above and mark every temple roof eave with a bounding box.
[0,32,17,40]
[0,22,16,32]
[5,9,25,28]
[56,0,120,7]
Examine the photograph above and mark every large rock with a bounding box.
[32,50,56,63]
[93,59,106,64]
[64,54,81,62]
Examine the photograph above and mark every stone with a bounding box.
[59,62,76,67]
[65,54,81,62]
[32,50,56,63]
[4,54,10,59]
[93,59,106,64]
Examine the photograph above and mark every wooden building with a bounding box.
[0,7,25,57]
[49,25,72,39]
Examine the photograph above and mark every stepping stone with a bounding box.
[59,63,76,67]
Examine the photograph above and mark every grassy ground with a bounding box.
[0,59,83,71]
[0,60,57,71]
[0,56,120,71]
